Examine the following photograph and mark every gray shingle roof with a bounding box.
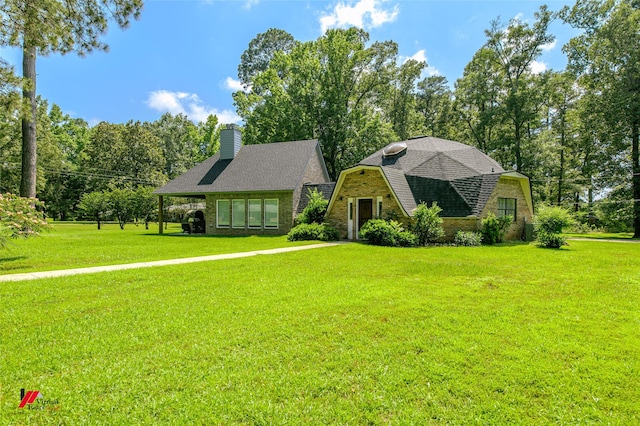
[296,183,336,214]
[155,140,323,196]
[361,136,506,217]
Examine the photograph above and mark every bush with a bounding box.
[0,193,50,249]
[534,205,574,235]
[536,231,567,249]
[454,231,482,246]
[481,213,512,245]
[534,205,574,248]
[287,223,339,242]
[359,219,417,247]
[412,202,444,245]
[296,188,328,225]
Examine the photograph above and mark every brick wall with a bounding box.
[325,168,408,239]
[480,176,533,240]
[205,191,294,236]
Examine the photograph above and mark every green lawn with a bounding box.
[564,231,635,240]
[1,231,639,424]
[0,222,313,275]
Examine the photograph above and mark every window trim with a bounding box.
[248,199,262,229]
[232,199,246,229]
[216,199,230,228]
[264,199,279,229]
[498,197,517,222]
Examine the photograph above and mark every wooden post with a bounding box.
[158,196,164,235]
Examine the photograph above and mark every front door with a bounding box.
[357,198,373,238]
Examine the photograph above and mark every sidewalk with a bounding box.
[0,241,349,283]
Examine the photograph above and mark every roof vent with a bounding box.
[382,141,407,158]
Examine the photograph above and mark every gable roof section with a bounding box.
[155,140,323,196]
[296,182,336,214]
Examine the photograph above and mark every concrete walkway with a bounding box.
[0,241,349,283]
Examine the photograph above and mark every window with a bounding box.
[248,199,262,228]
[498,198,516,221]
[232,200,246,228]
[217,200,230,227]
[264,199,279,229]
[377,196,383,218]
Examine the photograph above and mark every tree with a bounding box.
[107,187,134,230]
[234,28,399,180]
[385,59,425,140]
[0,192,50,249]
[237,28,297,87]
[483,6,555,172]
[79,191,108,230]
[453,48,502,154]
[0,0,142,198]
[147,113,201,180]
[83,121,165,192]
[196,114,220,162]
[416,75,456,139]
[131,186,156,229]
[0,60,22,193]
[561,0,640,237]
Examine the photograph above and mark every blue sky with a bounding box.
[2,0,578,126]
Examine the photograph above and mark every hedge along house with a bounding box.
[154,126,331,235]
[325,136,534,241]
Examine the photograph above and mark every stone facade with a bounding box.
[205,191,294,236]
[441,217,480,240]
[327,167,533,242]
[480,176,533,240]
[325,168,408,239]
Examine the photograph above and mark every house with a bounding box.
[324,136,534,241]
[154,125,331,235]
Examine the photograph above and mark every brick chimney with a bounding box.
[220,124,242,160]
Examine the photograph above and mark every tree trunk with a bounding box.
[557,111,566,206]
[632,119,640,238]
[20,43,37,198]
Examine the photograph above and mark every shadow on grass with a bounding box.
[0,256,27,263]
[140,232,285,240]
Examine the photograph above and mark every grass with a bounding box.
[0,222,314,275]
[1,230,639,423]
[564,231,635,240]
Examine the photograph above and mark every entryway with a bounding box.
[357,198,373,239]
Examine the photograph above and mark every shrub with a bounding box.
[359,219,417,247]
[481,213,512,245]
[454,231,482,246]
[0,193,50,249]
[536,231,567,249]
[534,205,574,248]
[412,202,444,245]
[287,223,339,242]
[296,188,328,225]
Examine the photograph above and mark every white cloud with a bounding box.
[320,0,399,33]
[541,40,557,52]
[529,60,547,74]
[223,76,247,92]
[403,49,427,64]
[243,0,259,10]
[401,49,440,77]
[146,90,240,124]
